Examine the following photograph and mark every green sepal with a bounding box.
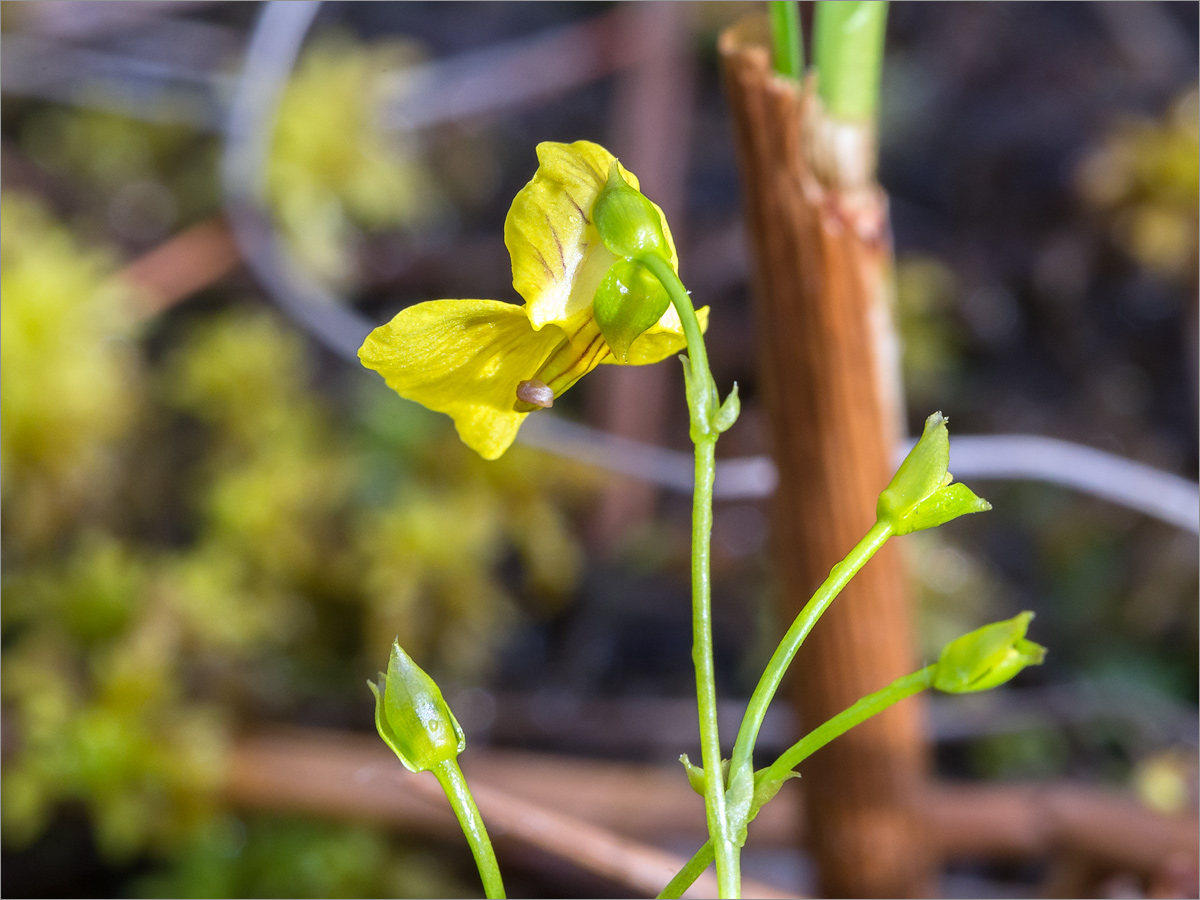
[892,482,992,535]
[752,768,799,808]
[711,382,741,434]
[933,612,1047,694]
[679,355,708,441]
[593,162,671,260]
[679,753,729,797]
[726,764,755,847]
[370,640,465,773]
[593,259,671,363]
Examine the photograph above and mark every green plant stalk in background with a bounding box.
[639,252,741,898]
[813,0,889,121]
[431,760,505,900]
[768,1,803,80]
[658,665,936,899]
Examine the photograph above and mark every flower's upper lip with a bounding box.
[504,140,680,332]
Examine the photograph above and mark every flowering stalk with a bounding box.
[431,759,505,900]
[638,252,741,898]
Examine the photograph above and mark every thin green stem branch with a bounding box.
[432,759,506,899]
[659,665,935,899]
[763,665,934,781]
[658,839,717,900]
[727,519,893,815]
[768,1,803,79]
[639,252,738,898]
[813,0,889,121]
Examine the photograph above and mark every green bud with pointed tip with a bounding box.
[878,411,992,534]
[592,258,670,362]
[934,612,1047,694]
[369,640,465,773]
[878,411,951,522]
[593,163,671,260]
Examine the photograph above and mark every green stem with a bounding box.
[432,759,506,899]
[691,434,739,897]
[726,518,893,824]
[639,252,738,898]
[813,0,889,121]
[639,254,718,425]
[768,1,803,79]
[658,840,716,900]
[762,665,934,781]
[659,665,935,900]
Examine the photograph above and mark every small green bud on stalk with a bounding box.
[878,411,992,534]
[592,258,670,362]
[594,163,671,260]
[591,165,677,361]
[934,612,1047,694]
[370,640,465,772]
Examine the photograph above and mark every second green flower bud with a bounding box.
[370,640,465,773]
[934,612,1047,694]
[592,259,670,363]
[593,163,672,260]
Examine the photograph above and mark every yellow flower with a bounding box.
[359,141,707,460]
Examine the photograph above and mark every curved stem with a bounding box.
[660,665,935,899]
[432,759,506,899]
[762,665,934,781]
[639,254,718,426]
[639,252,738,898]
[726,519,893,828]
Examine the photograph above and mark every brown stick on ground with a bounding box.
[718,17,931,898]
[119,216,240,318]
[227,729,1199,888]
[226,729,798,899]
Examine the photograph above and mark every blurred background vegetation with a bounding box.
[1,2,1196,897]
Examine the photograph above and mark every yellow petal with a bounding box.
[532,313,611,394]
[603,305,709,366]
[359,299,564,459]
[505,141,679,331]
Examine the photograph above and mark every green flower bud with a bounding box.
[593,163,671,260]
[592,258,670,363]
[369,640,465,773]
[878,411,950,522]
[877,411,992,534]
[934,612,1047,694]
